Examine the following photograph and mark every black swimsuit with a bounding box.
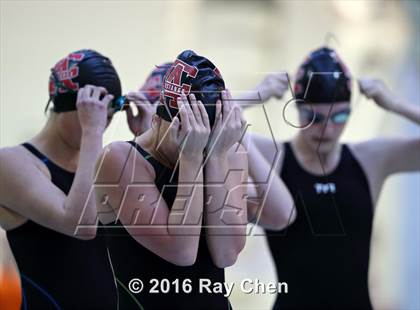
[265,142,373,309]
[103,141,230,310]
[6,143,117,310]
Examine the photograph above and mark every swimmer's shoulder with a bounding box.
[0,145,49,229]
[96,141,156,186]
[0,145,51,179]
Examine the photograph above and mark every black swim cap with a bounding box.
[294,47,351,104]
[140,62,172,103]
[157,50,225,126]
[48,49,122,112]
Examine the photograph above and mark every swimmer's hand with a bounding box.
[358,78,398,110]
[172,93,210,161]
[207,90,247,157]
[76,85,113,134]
[125,91,157,137]
[254,72,289,102]
[236,72,289,109]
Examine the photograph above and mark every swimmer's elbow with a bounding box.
[70,226,97,240]
[212,248,241,268]
[75,233,96,241]
[275,206,296,231]
[170,246,198,266]
[262,204,297,231]
[288,206,297,226]
[210,237,245,268]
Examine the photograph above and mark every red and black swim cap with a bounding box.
[294,47,351,104]
[140,63,172,103]
[157,50,225,126]
[48,49,122,112]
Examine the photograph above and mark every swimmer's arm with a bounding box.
[95,142,204,266]
[387,101,420,125]
[382,94,420,172]
[359,78,420,125]
[0,130,102,239]
[377,137,419,176]
[245,135,295,230]
[353,137,420,184]
[204,144,248,268]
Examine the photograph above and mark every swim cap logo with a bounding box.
[49,52,85,97]
[142,75,163,102]
[163,59,198,108]
[213,67,222,79]
[143,75,162,91]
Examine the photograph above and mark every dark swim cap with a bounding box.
[294,47,351,104]
[48,49,122,112]
[140,63,172,103]
[157,50,225,126]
